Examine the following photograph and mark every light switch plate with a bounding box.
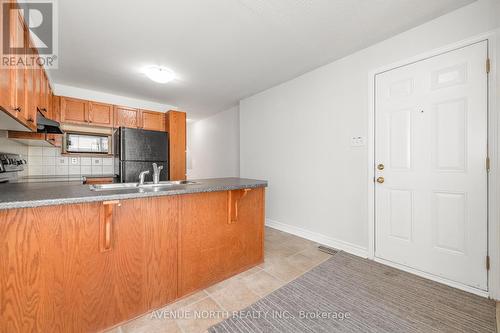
[351,136,366,147]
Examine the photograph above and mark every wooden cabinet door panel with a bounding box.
[227,188,265,272]
[61,97,88,124]
[144,196,178,308]
[46,133,63,147]
[178,190,264,297]
[51,95,61,122]
[179,191,231,296]
[107,199,146,322]
[140,110,166,131]
[89,101,113,127]
[0,208,43,333]
[39,203,115,333]
[0,0,10,111]
[166,111,187,180]
[24,47,38,126]
[114,106,139,128]
[39,69,49,115]
[0,204,115,333]
[11,10,28,123]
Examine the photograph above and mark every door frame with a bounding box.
[367,31,499,299]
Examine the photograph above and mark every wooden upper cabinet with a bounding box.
[140,110,166,131]
[27,36,41,119]
[24,49,38,127]
[0,0,8,111]
[60,97,89,124]
[10,9,31,128]
[114,106,139,128]
[88,101,113,127]
[0,0,52,131]
[38,69,50,115]
[50,95,61,122]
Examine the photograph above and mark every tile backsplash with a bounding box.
[27,146,114,177]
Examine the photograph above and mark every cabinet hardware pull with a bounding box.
[14,107,21,112]
[100,200,120,252]
[27,118,34,123]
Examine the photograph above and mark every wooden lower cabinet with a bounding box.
[0,188,264,332]
[178,188,265,297]
[0,196,178,333]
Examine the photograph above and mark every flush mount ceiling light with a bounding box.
[143,66,176,84]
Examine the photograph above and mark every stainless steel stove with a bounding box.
[0,153,26,183]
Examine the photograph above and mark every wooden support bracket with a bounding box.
[228,189,251,224]
[99,200,120,252]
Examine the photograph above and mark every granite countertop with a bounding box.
[0,178,268,210]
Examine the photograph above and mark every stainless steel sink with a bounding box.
[140,180,199,187]
[89,180,199,191]
[89,183,139,191]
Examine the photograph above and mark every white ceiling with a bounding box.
[50,0,475,118]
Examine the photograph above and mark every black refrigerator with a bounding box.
[114,127,169,183]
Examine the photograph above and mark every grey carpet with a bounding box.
[209,251,496,333]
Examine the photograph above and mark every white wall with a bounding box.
[240,0,500,255]
[53,84,177,112]
[187,106,240,179]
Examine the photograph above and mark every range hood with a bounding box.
[37,111,64,134]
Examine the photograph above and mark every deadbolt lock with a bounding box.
[376,177,385,184]
[377,164,385,171]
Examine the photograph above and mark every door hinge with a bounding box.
[486,58,491,74]
[486,157,491,172]
[486,255,490,270]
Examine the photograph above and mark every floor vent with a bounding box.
[318,245,338,255]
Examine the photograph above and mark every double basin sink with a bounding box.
[89,180,199,191]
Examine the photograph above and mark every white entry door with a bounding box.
[375,41,488,290]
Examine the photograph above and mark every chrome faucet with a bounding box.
[152,163,163,184]
[138,170,150,186]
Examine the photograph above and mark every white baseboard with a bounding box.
[265,218,489,298]
[265,218,369,258]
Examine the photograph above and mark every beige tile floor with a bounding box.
[105,227,331,333]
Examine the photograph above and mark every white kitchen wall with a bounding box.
[26,146,114,177]
[187,106,240,179]
[240,0,500,255]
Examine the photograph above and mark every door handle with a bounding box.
[376,177,385,184]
